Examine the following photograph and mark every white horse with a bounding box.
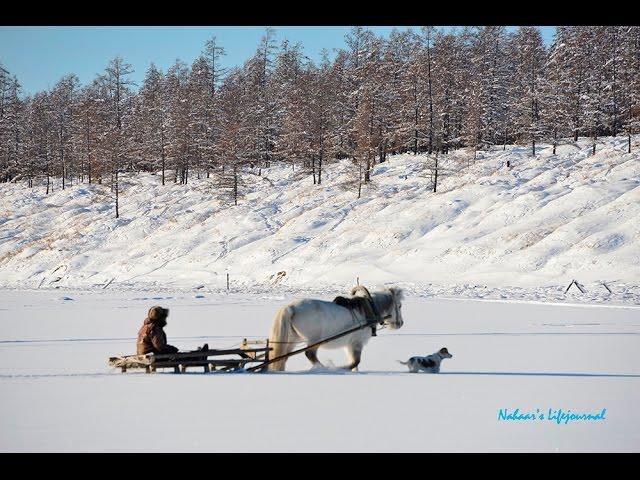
[268,286,404,371]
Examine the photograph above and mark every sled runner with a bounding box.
[108,338,271,373]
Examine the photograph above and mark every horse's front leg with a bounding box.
[343,345,362,372]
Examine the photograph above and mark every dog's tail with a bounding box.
[397,360,408,365]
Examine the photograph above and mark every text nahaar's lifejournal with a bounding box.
[498,408,607,425]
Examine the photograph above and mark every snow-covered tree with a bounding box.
[619,26,640,152]
[511,26,546,156]
[463,27,511,155]
[203,35,227,96]
[0,70,26,183]
[138,64,169,184]
[98,56,135,218]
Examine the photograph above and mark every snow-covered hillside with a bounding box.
[1,136,639,298]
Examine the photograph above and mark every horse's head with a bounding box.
[383,287,404,330]
[350,285,405,330]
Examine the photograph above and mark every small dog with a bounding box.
[398,347,453,373]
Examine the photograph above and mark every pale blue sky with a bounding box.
[0,26,556,95]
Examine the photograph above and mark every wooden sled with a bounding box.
[108,338,271,373]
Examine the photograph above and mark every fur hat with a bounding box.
[148,306,169,322]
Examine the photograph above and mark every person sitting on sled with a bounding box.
[137,306,179,355]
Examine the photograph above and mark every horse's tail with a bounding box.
[268,305,297,371]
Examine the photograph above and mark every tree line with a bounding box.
[1,26,639,215]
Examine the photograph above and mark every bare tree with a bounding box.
[99,57,135,218]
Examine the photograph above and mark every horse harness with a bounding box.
[333,287,385,336]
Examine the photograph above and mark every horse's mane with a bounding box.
[333,295,372,315]
[348,285,403,313]
[350,285,404,302]
[350,285,371,297]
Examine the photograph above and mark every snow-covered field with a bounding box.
[0,289,639,452]
[1,136,639,296]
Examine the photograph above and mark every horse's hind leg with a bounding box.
[343,345,362,372]
[305,347,324,369]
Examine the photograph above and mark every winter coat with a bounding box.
[137,306,179,355]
